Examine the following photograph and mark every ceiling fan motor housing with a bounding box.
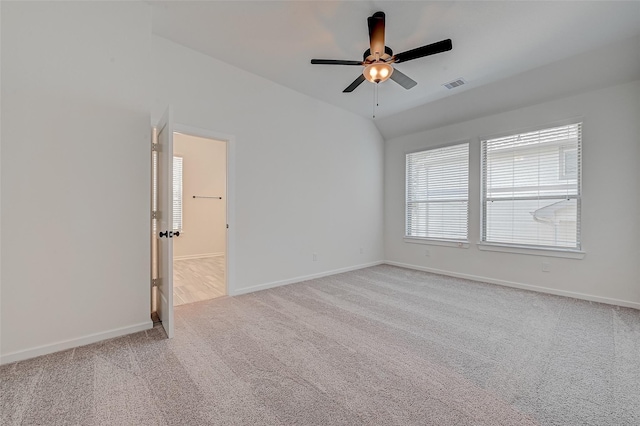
[363,46,394,62]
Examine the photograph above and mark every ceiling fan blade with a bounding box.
[343,74,366,93]
[311,59,363,66]
[393,39,452,63]
[390,68,417,90]
[367,11,385,58]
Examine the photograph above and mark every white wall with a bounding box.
[1,2,152,362]
[0,4,384,363]
[173,133,226,259]
[151,36,385,294]
[385,80,640,307]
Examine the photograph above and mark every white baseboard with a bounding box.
[229,261,385,296]
[174,252,224,261]
[384,261,640,310]
[0,320,153,365]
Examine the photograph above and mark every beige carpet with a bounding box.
[2,265,639,425]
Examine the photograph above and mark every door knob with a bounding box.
[159,231,169,238]
[173,231,180,237]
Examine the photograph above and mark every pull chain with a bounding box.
[372,83,380,119]
[372,84,376,119]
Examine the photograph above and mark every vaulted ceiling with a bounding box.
[151,1,640,138]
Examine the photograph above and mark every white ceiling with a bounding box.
[151,1,640,122]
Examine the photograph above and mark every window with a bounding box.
[406,142,469,241]
[481,123,581,250]
[560,147,577,179]
[173,156,183,232]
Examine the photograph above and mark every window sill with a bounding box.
[404,237,469,249]
[477,242,585,259]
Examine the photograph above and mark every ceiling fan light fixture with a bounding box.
[363,62,394,84]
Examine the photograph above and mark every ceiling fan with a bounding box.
[311,11,452,93]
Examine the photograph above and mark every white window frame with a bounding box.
[479,120,585,258]
[405,141,470,248]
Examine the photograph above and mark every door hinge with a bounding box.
[152,278,160,288]
[151,143,160,152]
[152,210,160,220]
[226,224,229,229]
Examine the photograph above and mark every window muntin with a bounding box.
[406,142,469,241]
[481,123,581,249]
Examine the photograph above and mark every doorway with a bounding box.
[152,114,235,337]
[152,122,232,331]
[172,132,227,305]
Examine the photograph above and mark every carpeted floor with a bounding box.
[2,265,639,425]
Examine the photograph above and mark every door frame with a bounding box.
[173,123,236,297]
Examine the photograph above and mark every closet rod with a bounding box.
[192,196,222,199]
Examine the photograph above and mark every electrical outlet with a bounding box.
[425,249,430,257]
[542,261,551,272]
[313,253,318,262]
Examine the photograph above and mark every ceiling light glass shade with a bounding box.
[363,62,394,84]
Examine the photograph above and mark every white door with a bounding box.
[156,107,174,338]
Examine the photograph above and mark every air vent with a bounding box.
[443,78,466,90]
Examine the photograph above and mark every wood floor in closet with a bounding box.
[173,256,226,306]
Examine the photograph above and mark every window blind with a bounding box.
[481,123,582,249]
[406,142,469,240]
[172,156,183,232]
